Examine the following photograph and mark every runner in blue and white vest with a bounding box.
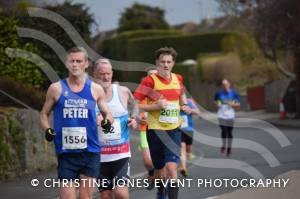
[178,96,200,177]
[214,78,240,157]
[94,58,138,199]
[40,47,113,199]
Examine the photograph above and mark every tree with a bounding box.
[3,0,95,78]
[215,0,258,16]
[118,3,169,33]
[0,15,44,87]
[254,0,300,114]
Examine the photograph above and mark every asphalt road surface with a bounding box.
[1,117,299,199]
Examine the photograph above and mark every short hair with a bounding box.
[66,47,88,60]
[155,47,178,61]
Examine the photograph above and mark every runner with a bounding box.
[214,78,240,157]
[134,47,190,199]
[178,95,200,177]
[40,47,113,199]
[93,58,138,199]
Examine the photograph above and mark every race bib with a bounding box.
[180,115,188,128]
[62,127,87,150]
[223,104,233,116]
[100,118,122,141]
[159,102,179,124]
[218,104,234,119]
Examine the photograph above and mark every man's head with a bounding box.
[65,47,89,77]
[222,79,231,92]
[155,47,177,78]
[94,58,113,89]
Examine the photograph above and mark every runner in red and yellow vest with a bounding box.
[147,73,182,130]
[134,47,190,199]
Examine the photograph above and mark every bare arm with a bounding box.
[125,87,139,119]
[229,101,240,109]
[180,93,191,114]
[191,107,201,117]
[180,92,188,106]
[40,83,60,130]
[138,97,168,112]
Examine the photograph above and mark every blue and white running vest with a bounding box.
[53,79,99,154]
[99,84,130,162]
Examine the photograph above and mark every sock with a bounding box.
[157,181,167,196]
[167,181,179,199]
[148,169,155,177]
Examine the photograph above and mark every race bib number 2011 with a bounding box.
[62,127,87,150]
[159,102,179,124]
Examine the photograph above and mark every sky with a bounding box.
[64,0,223,35]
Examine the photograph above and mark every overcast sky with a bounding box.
[65,0,222,34]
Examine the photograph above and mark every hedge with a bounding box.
[100,29,182,61]
[127,32,240,63]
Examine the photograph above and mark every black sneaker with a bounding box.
[179,169,188,177]
[156,187,168,199]
[227,148,231,157]
[220,146,225,154]
[147,175,155,190]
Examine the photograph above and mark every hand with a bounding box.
[138,114,147,124]
[182,105,191,114]
[157,98,168,109]
[45,128,56,142]
[128,118,138,129]
[227,101,236,107]
[101,118,113,133]
[216,100,222,107]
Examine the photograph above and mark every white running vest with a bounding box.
[99,84,131,162]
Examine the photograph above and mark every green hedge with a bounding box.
[0,15,44,88]
[127,32,239,63]
[100,29,182,61]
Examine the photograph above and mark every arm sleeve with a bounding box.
[134,76,154,101]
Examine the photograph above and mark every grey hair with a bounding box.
[95,58,112,69]
[67,46,89,60]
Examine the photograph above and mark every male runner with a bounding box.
[134,47,190,199]
[94,58,138,199]
[40,47,113,199]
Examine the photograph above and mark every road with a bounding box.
[0,117,299,199]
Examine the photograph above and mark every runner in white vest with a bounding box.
[94,58,138,199]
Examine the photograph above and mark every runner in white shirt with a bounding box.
[94,58,138,199]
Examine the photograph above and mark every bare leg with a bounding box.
[180,142,187,171]
[100,190,113,199]
[79,175,97,199]
[114,186,129,199]
[60,182,77,199]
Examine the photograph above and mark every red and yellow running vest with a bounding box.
[147,73,181,130]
